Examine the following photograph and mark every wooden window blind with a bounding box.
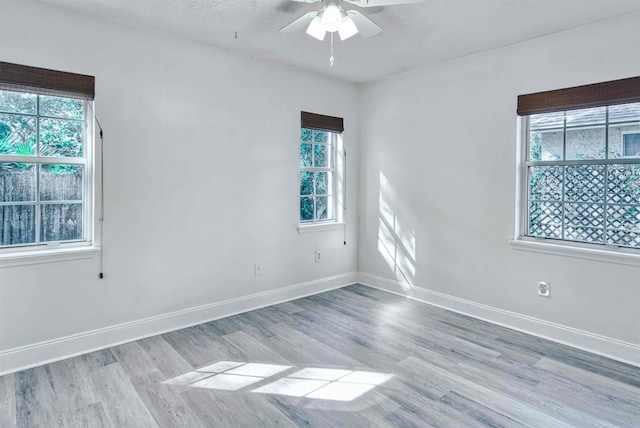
[0,61,95,100]
[517,76,640,116]
[301,111,344,133]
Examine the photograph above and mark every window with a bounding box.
[299,111,345,226]
[0,62,95,252]
[516,76,640,252]
[622,131,640,157]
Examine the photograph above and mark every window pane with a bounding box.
[566,126,605,160]
[313,130,328,143]
[300,197,313,221]
[609,102,640,123]
[301,128,312,142]
[0,163,36,202]
[300,143,312,167]
[609,123,640,158]
[529,131,562,161]
[40,203,83,242]
[529,166,562,201]
[566,107,606,127]
[315,171,328,195]
[39,95,84,119]
[40,164,83,201]
[40,118,84,157]
[0,205,36,246]
[623,132,640,158]
[607,229,640,248]
[565,226,604,244]
[564,164,605,203]
[528,201,562,239]
[608,164,640,204]
[314,144,330,167]
[316,196,328,220]
[607,205,640,248]
[0,113,36,155]
[300,171,313,195]
[564,203,604,244]
[529,111,564,130]
[0,90,36,114]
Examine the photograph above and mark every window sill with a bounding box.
[509,238,640,268]
[298,222,346,234]
[0,246,100,268]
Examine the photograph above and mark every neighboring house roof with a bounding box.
[530,103,640,130]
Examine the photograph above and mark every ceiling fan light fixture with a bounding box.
[306,14,326,40]
[321,4,342,32]
[338,14,358,40]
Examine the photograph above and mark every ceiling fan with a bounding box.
[280,0,425,42]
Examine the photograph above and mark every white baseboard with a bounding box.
[3,271,638,375]
[358,273,640,368]
[0,272,358,376]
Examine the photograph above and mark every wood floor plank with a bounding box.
[265,322,364,368]
[222,330,292,364]
[137,335,194,379]
[88,363,159,428]
[4,284,640,427]
[130,371,206,428]
[56,402,111,428]
[449,360,620,428]
[0,372,16,427]
[81,348,117,370]
[182,388,297,428]
[162,327,231,368]
[47,356,99,414]
[15,366,60,428]
[111,341,160,379]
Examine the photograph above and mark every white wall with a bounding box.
[358,14,640,349]
[0,0,359,362]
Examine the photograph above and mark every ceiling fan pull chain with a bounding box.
[330,32,335,67]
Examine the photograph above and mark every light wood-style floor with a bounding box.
[2,284,639,427]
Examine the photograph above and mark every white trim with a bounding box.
[297,222,345,233]
[358,272,640,368]
[0,245,99,268]
[510,238,640,268]
[0,272,358,375]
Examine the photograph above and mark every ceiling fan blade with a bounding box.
[346,10,382,37]
[345,0,424,7]
[279,11,318,32]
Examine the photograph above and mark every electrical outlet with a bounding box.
[538,281,550,297]
[315,250,322,263]
[254,264,262,276]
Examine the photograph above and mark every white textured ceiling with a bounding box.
[38,0,640,82]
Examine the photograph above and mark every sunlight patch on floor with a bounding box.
[163,361,393,402]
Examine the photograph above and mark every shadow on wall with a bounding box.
[377,172,416,294]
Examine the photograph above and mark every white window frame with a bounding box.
[511,110,640,268]
[298,128,346,234]
[0,93,99,268]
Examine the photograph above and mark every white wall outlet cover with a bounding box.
[538,281,550,297]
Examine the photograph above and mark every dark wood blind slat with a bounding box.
[301,111,344,133]
[0,61,95,100]
[517,76,640,116]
